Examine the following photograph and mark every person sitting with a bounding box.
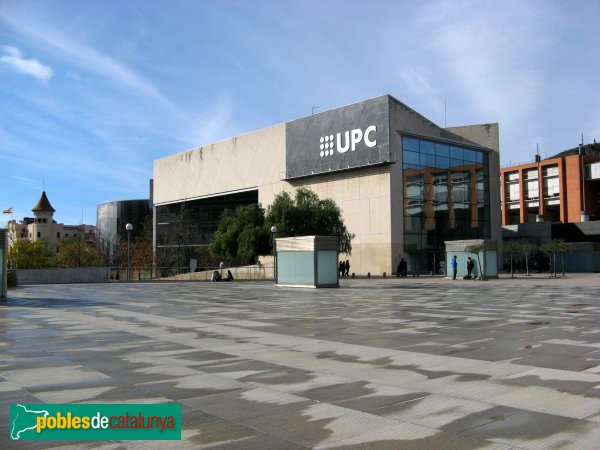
[224,270,234,281]
[211,270,221,282]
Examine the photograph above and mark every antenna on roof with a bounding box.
[581,133,584,146]
[311,106,320,115]
[535,142,541,163]
[444,96,447,127]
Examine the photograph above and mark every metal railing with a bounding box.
[109,264,274,282]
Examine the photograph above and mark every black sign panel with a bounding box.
[285,96,391,179]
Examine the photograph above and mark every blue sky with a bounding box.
[1,0,599,226]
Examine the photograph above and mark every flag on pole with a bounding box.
[3,207,13,214]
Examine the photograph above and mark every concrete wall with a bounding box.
[289,165,392,276]
[15,268,110,285]
[153,123,286,206]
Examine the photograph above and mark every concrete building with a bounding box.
[500,143,600,225]
[7,191,94,255]
[153,95,501,275]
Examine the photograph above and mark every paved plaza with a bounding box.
[1,275,600,449]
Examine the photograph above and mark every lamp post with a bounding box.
[270,225,277,283]
[579,144,589,222]
[125,223,133,281]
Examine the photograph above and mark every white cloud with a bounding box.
[400,68,434,96]
[0,45,54,82]
[186,91,236,147]
[1,13,183,118]
[415,0,560,126]
[12,175,43,189]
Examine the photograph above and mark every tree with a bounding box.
[555,240,575,277]
[502,240,522,278]
[7,240,54,269]
[464,243,486,280]
[265,188,355,254]
[56,238,104,268]
[131,215,154,270]
[209,204,270,261]
[520,241,537,276]
[540,239,569,278]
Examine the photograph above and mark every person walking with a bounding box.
[344,260,350,277]
[451,255,458,280]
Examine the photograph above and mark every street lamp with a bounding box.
[125,223,133,281]
[270,225,278,283]
[579,144,589,222]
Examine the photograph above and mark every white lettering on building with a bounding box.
[319,125,377,158]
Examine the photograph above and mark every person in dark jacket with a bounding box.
[467,257,475,278]
[398,257,407,277]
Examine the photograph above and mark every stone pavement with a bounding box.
[1,275,600,449]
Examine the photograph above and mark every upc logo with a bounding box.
[319,125,377,158]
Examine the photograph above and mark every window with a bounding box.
[508,183,520,202]
[463,149,478,162]
[401,135,490,251]
[525,169,538,179]
[402,137,420,152]
[505,171,519,182]
[545,178,560,197]
[37,232,41,238]
[57,232,60,238]
[403,151,420,166]
[526,180,539,199]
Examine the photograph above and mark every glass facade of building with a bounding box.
[402,136,491,253]
[154,190,259,266]
[96,200,151,262]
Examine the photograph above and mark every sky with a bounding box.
[1,0,599,226]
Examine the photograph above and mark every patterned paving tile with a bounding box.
[1,276,599,447]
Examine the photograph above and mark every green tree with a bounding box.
[7,240,54,269]
[540,239,569,278]
[556,240,575,277]
[57,238,104,268]
[502,240,522,278]
[209,204,270,261]
[464,243,486,280]
[265,188,355,254]
[131,215,154,270]
[520,241,537,276]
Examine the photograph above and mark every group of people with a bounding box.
[338,260,351,277]
[211,267,234,282]
[450,255,475,280]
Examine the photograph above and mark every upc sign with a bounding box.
[319,125,377,158]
